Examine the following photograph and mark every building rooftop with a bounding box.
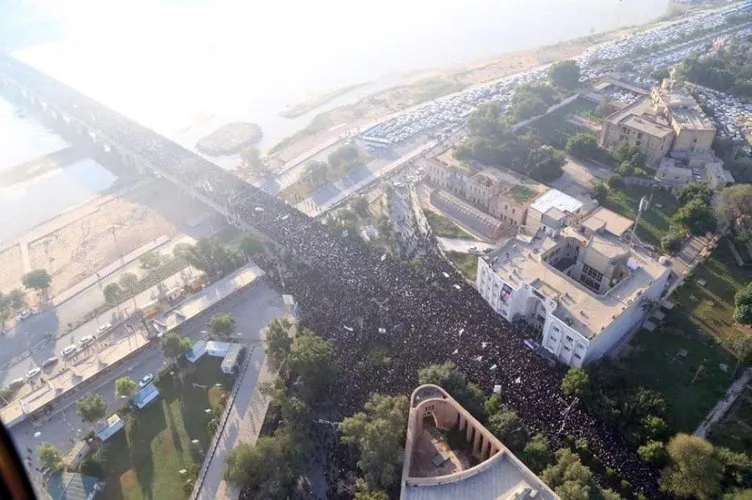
[401,385,557,500]
[529,189,583,216]
[606,96,674,137]
[486,228,667,339]
[581,207,634,238]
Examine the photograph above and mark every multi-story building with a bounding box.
[600,78,716,167]
[476,208,670,367]
[400,384,558,500]
[651,79,716,156]
[425,155,546,233]
[599,97,675,166]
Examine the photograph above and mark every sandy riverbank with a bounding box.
[280,82,368,119]
[266,29,627,166]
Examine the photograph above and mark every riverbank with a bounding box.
[280,82,368,118]
[266,29,624,166]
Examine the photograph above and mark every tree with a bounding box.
[289,328,335,401]
[659,433,723,499]
[38,443,64,472]
[728,332,752,376]
[638,440,667,465]
[549,60,581,91]
[239,232,265,260]
[352,197,370,218]
[612,142,646,166]
[260,378,311,429]
[561,368,589,398]
[181,237,240,278]
[223,427,307,497]
[725,490,752,500]
[103,283,123,306]
[265,318,293,370]
[139,251,162,272]
[115,376,139,399]
[303,160,328,186]
[7,289,25,311]
[606,173,625,189]
[487,408,529,453]
[22,269,51,296]
[161,332,192,361]
[240,146,265,174]
[527,146,565,183]
[76,393,107,424]
[340,393,409,490]
[328,144,360,169]
[523,434,552,473]
[591,182,609,203]
[210,313,236,339]
[676,182,713,206]
[672,198,717,235]
[662,225,688,254]
[716,184,752,228]
[565,133,599,160]
[541,449,592,499]
[418,362,485,419]
[119,272,139,308]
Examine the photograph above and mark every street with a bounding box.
[9,279,286,478]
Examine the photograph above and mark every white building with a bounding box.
[704,161,735,190]
[525,189,585,237]
[476,209,670,367]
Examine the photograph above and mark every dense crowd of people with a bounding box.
[1,53,659,495]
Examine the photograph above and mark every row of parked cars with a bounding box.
[694,84,752,142]
[362,4,752,148]
[1,323,114,395]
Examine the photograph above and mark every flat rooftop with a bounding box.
[581,207,634,238]
[606,96,674,137]
[529,188,583,216]
[403,451,556,500]
[486,228,667,339]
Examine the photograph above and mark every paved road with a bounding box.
[0,266,201,386]
[9,280,285,481]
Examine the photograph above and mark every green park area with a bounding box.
[526,97,597,149]
[99,358,231,500]
[446,251,478,281]
[601,186,678,248]
[424,210,471,239]
[619,241,752,435]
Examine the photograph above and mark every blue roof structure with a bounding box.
[132,383,160,410]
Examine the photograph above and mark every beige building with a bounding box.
[426,155,545,231]
[400,385,558,500]
[477,209,670,367]
[651,80,716,156]
[599,97,675,165]
[600,79,716,166]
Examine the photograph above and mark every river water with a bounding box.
[7,0,671,153]
[2,0,671,241]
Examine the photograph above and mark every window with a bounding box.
[580,263,604,292]
[637,132,643,139]
[574,353,582,360]
[566,335,573,343]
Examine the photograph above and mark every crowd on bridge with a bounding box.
[0,53,659,496]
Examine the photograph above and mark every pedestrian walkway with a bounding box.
[194,345,277,500]
[695,367,752,438]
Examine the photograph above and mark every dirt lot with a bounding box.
[0,245,24,294]
[27,181,204,297]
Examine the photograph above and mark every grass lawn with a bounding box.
[671,241,752,346]
[425,210,471,239]
[527,97,596,149]
[601,186,678,248]
[446,251,478,281]
[708,387,752,454]
[100,358,232,500]
[620,326,737,434]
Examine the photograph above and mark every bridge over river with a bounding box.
[0,52,659,495]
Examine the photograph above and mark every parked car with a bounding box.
[61,345,78,358]
[26,367,41,379]
[97,323,112,334]
[18,308,34,320]
[139,374,154,388]
[79,335,95,348]
[42,357,59,368]
[6,378,25,390]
